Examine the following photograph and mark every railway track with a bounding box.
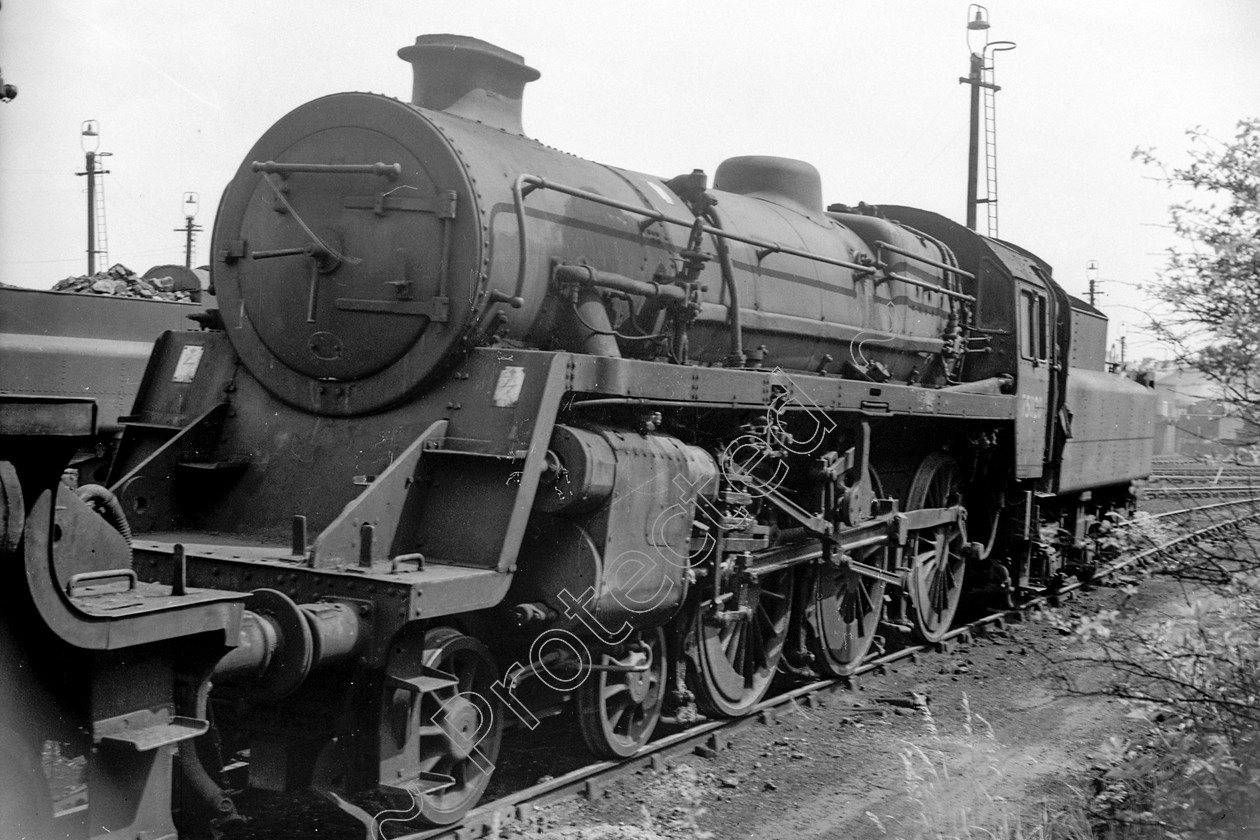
[1152,454,1256,466]
[1144,458,1260,498]
[1148,474,1260,483]
[1143,484,1260,498]
[387,493,1260,840]
[1150,458,1260,482]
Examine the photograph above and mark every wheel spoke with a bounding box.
[722,623,740,659]
[852,584,872,631]
[736,622,753,668]
[748,609,768,673]
[450,758,468,789]
[606,702,629,733]
[459,657,478,693]
[841,575,873,626]
[601,681,630,701]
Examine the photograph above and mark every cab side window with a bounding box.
[1019,289,1047,361]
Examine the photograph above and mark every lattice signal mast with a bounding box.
[77,120,112,274]
[1086,260,1103,307]
[961,6,1015,237]
[176,192,203,268]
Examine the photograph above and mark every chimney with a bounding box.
[398,34,539,136]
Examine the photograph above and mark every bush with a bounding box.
[1062,522,1260,838]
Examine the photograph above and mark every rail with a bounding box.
[1144,484,1260,498]
[1146,496,1260,521]
[1151,473,1260,481]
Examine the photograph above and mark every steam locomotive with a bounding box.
[0,34,1153,838]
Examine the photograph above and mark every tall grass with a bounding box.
[866,696,1095,840]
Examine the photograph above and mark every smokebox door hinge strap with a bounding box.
[256,172,361,266]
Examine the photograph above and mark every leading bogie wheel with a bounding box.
[689,566,794,718]
[903,453,968,644]
[576,627,667,759]
[409,628,503,827]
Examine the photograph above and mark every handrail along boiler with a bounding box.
[0,34,1154,837]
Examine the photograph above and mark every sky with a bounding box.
[2,0,1257,362]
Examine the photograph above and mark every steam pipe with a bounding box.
[571,288,623,357]
[175,672,242,828]
[553,264,688,303]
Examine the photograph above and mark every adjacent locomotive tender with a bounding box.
[0,34,1154,838]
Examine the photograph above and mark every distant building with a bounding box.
[1148,365,1260,458]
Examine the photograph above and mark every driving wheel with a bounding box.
[903,453,968,644]
[689,566,794,717]
[807,468,887,676]
[807,543,887,676]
